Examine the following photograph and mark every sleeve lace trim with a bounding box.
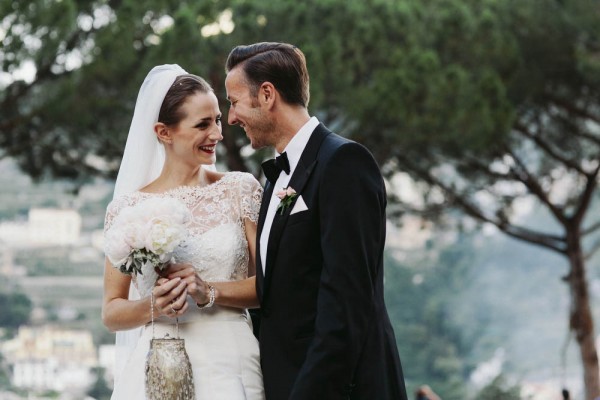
[239,173,263,224]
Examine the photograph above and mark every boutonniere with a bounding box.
[276,187,298,215]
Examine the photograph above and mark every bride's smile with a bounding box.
[162,90,223,167]
[198,144,216,153]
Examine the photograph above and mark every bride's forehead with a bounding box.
[180,92,219,112]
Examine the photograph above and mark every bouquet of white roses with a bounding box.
[104,197,192,275]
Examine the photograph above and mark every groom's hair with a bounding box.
[159,74,213,126]
[226,42,310,107]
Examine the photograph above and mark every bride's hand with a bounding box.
[152,277,189,318]
[163,263,212,306]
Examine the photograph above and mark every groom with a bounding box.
[225,42,408,400]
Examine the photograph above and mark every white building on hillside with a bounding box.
[0,325,97,392]
[0,208,81,247]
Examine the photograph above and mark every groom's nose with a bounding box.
[228,109,238,126]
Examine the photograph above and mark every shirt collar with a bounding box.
[278,116,319,174]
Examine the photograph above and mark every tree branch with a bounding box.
[458,154,517,181]
[501,224,567,253]
[571,129,600,147]
[541,95,600,146]
[514,122,588,175]
[547,95,600,126]
[572,163,600,227]
[582,220,600,236]
[394,154,567,254]
[504,147,568,225]
[584,239,600,261]
[1,17,98,111]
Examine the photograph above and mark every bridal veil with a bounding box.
[111,64,186,381]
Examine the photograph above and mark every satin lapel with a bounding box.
[262,124,330,302]
[256,180,274,303]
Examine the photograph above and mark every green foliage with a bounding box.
[0,290,32,330]
[384,233,497,399]
[3,0,598,209]
[0,0,234,181]
[87,367,112,400]
[475,375,523,400]
[0,353,11,389]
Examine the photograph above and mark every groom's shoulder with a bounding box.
[319,128,375,162]
[318,126,352,152]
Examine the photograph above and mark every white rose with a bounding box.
[144,216,186,256]
[122,221,146,249]
[105,197,190,273]
[104,226,132,267]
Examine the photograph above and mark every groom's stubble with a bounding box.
[246,99,279,150]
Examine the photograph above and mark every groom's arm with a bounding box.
[289,141,386,399]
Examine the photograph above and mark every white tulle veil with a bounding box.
[111,64,219,382]
[113,64,187,199]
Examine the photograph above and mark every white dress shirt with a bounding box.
[260,116,320,273]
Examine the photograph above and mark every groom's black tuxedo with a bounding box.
[256,124,408,400]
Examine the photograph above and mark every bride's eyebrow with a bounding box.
[194,115,219,127]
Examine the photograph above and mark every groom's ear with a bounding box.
[259,82,276,109]
[154,122,173,145]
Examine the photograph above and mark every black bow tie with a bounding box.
[262,152,290,183]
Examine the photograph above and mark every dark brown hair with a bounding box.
[158,74,213,126]
[225,42,310,107]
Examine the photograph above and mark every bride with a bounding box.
[102,64,265,399]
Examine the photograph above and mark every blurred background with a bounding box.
[1,0,599,399]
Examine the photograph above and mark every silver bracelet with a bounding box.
[196,285,215,309]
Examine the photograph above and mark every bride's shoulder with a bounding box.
[210,170,260,187]
[104,192,144,229]
[226,171,262,191]
[106,192,143,216]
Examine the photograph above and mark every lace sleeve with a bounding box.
[104,194,138,232]
[239,173,263,223]
[104,200,119,233]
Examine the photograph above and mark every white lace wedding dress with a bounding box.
[104,172,265,400]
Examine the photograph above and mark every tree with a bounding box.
[0,0,250,184]
[384,235,482,399]
[475,375,522,400]
[0,291,32,330]
[86,367,111,400]
[0,353,11,389]
[350,2,600,398]
[2,0,600,396]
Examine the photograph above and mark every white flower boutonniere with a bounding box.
[276,187,298,215]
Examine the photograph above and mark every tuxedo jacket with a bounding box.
[256,124,408,400]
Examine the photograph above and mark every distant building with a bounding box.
[28,208,82,246]
[0,243,26,277]
[0,208,81,248]
[0,325,97,392]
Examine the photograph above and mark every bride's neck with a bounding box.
[145,165,208,192]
